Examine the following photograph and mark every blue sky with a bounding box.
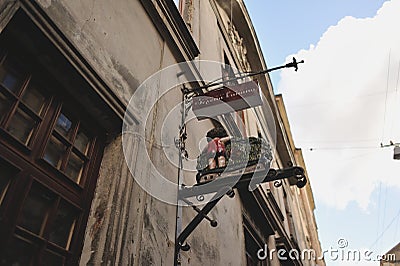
[245,0,388,88]
[245,0,400,265]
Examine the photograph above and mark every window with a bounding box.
[0,55,47,147]
[1,181,80,265]
[0,158,19,206]
[222,52,238,86]
[44,110,92,184]
[244,225,269,266]
[276,246,296,266]
[240,190,273,266]
[0,11,106,265]
[283,188,296,240]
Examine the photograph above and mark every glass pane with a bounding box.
[74,130,90,155]
[0,236,34,266]
[0,48,5,59]
[18,182,55,235]
[0,176,10,205]
[6,108,37,145]
[48,201,78,249]
[0,92,12,120]
[22,86,45,114]
[42,250,64,266]
[65,152,84,183]
[0,64,24,93]
[44,136,67,169]
[0,160,18,205]
[55,112,73,139]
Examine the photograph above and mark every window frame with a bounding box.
[0,11,107,266]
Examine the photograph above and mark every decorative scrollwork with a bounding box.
[274,180,282,188]
[196,194,205,202]
[227,21,251,72]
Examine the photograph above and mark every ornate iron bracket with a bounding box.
[182,57,304,96]
[174,166,307,256]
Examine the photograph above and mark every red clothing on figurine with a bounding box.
[206,138,226,156]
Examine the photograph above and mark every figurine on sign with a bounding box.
[204,127,230,169]
[196,126,272,184]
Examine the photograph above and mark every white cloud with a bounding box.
[277,0,400,210]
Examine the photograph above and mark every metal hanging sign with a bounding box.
[192,80,263,120]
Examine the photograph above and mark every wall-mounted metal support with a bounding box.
[174,165,307,261]
[175,187,228,253]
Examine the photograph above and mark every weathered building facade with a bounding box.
[381,242,399,266]
[0,0,324,265]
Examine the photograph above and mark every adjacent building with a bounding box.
[381,242,399,266]
[0,0,325,265]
